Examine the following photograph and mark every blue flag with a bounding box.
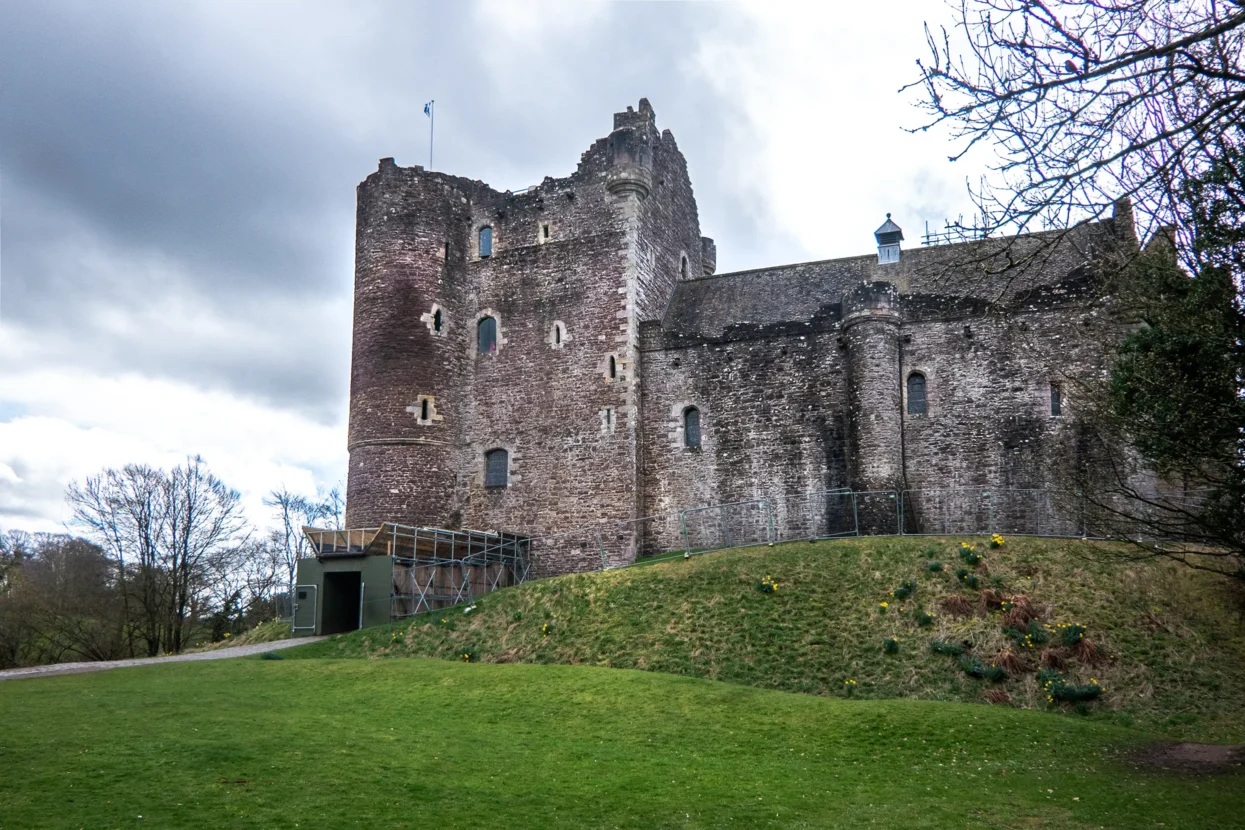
[424,102,432,117]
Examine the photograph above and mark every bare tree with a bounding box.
[264,486,342,612]
[909,0,1245,267]
[68,464,166,656]
[161,457,247,653]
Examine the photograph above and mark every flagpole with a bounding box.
[428,100,435,171]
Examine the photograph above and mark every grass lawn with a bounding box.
[1,656,1241,829]
[292,537,1245,743]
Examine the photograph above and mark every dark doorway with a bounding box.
[322,571,362,635]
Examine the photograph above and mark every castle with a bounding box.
[342,99,1138,577]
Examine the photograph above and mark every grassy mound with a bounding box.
[187,619,292,652]
[1,658,1240,828]
[290,536,1245,743]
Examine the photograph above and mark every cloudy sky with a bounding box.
[0,0,990,534]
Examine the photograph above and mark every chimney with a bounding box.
[874,214,903,264]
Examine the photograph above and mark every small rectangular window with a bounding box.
[297,591,307,600]
[484,448,508,488]
[479,226,493,258]
[1050,383,1062,417]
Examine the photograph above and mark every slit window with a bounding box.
[906,373,927,416]
[477,316,497,354]
[484,449,508,488]
[479,226,493,258]
[420,399,429,420]
[1050,383,1062,417]
[680,255,688,279]
[555,324,561,345]
[683,406,701,448]
[432,308,443,333]
[608,355,617,379]
[542,223,550,240]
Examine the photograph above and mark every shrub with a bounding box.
[844,679,857,697]
[955,567,969,581]
[930,638,964,656]
[510,611,523,622]
[927,561,944,572]
[958,542,983,566]
[892,578,917,600]
[260,651,284,661]
[459,650,477,663]
[541,622,554,637]
[916,610,935,627]
[961,656,1007,682]
[1040,668,1104,704]
[757,575,779,594]
[1057,623,1088,647]
[989,534,1006,549]
[883,637,900,654]
[1007,620,1050,650]
[963,574,981,590]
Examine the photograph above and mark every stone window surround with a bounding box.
[420,302,447,337]
[473,309,507,357]
[475,224,496,260]
[600,352,626,382]
[904,368,930,418]
[546,320,570,350]
[406,394,444,426]
[600,407,617,434]
[537,220,554,245]
[477,443,521,489]
[670,401,704,451]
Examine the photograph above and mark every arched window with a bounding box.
[1050,382,1062,417]
[608,355,617,379]
[477,316,497,354]
[484,449,508,488]
[683,406,701,448]
[479,226,493,258]
[432,308,443,333]
[906,373,927,416]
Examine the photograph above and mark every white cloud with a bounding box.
[691,1,992,269]
[0,360,345,533]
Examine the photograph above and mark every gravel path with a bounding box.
[0,636,326,682]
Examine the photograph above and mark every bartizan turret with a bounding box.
[842,276,904,494]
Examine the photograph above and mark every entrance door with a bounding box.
[322,571,363,635]
[293,584,317,633]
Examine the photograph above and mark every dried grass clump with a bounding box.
[979,588,1005,611]
[991,648,1028,674]
[1073,637,1102,665]
[1039,647,1066,669]
[940,595,976,617]
[981,688,1013,706]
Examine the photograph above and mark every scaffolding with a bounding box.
[302,523,531,619]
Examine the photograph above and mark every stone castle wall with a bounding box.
[345,100,1140,572]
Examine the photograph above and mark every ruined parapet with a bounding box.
[700,237,716,276]
[345,159,472,529]
[605,101,655,200]
[842,281,904,493]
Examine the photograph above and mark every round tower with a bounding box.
[842,280,904,492]
[344,158,468,530]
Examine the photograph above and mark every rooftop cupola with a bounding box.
[874,214,903,264]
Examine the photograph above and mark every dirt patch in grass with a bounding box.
[1127,742,1245,774]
